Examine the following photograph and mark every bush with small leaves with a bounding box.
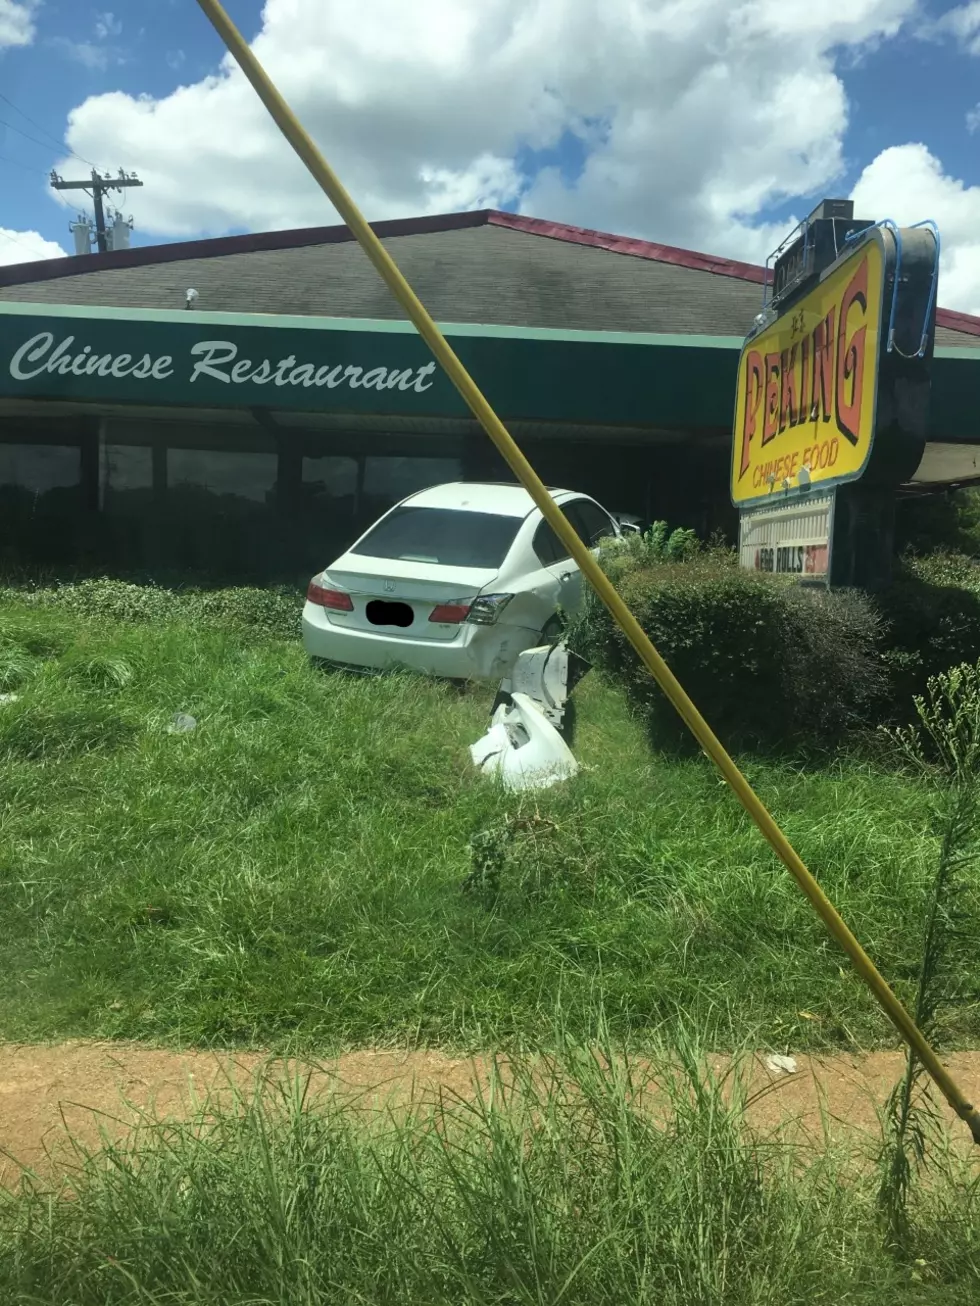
[876,555,980,710]
[567,550,885,753]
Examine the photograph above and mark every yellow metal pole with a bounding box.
[196,0,980,1143]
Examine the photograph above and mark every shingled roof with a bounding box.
[1,208,977,348]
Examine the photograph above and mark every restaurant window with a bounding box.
[103,444,153,514]
[168,449,278,502]
[0,443,84,563]
[300,456,359,563]
[363,456,461,500]
[0,443,81,492]
[302,456,358,500]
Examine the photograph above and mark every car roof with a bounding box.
[402,482,576,518]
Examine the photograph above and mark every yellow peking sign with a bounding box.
[732,236,885,506]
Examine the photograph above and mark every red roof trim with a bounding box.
[486,212,980,337]
[2,205,978,337]
[934,305,980,338]
[486,210,770,284]
[0,209,492,288]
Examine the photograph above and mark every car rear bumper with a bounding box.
[301,603,541,680]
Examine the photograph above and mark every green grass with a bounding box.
[0,590,978,1054]
[2,585,979,1303]
[3,1035,978,1305]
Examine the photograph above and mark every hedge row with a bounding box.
[566,540,980,753]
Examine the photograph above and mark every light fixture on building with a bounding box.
[185,288,199,309]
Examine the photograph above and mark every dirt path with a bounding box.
[3,1041,980,1185]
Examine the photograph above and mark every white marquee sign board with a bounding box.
[738,492,834,581]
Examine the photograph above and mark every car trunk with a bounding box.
[320,555,499,641]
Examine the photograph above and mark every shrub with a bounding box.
[895,485,980,557]
[876,554,980,710]
[601,520,709,568]
[567,552,885,753]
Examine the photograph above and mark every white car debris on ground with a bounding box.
[468,641,593,791]
[470,689,579,791]
[301,481,624,681]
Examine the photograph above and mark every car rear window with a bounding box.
[350,507,522,569]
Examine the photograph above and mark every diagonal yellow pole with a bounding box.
[197,0,980,1143]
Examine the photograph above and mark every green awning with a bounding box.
[1,300,977,442]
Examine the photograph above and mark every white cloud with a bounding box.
[51,37,113,71]
[0,227,67,266]
[50,0,980,317]
[51,7,125,70]
[0,0,36,49]
[921,1,980,54]
[850,144,980,315]
[94,11,122,41]
[57,0,919,255]
[968,103,980,132]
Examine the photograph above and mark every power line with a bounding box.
[0,114,98,172]
[0,116,68,157]
[0,91,97,168]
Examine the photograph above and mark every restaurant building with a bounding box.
[1,208,978,579]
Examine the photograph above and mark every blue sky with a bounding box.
[0,1,261,248]
[1,1,979,310]
[770,16,978,228]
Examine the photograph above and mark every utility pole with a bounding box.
[50,168,143,254]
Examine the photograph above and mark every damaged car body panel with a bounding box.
[469,641,592,791]
[469,691,579,791]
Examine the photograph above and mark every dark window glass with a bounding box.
[169,449,277,502]
[105,444,152,491]
[531,499,615,567]
[350,507,521,569]
[0,443,80,491]
[363,456,461,499]
[532,516,569,567]
[301,457,361,566]
[103,444,153,512]
[567,499,616,546]
[303,457,358,497]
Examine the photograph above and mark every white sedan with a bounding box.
[301,481,623,681]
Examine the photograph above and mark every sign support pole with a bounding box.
[196,0,980,1143]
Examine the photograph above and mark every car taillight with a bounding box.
[307,580,353,611]
[429,602,471,624]
[466,593,514,625]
